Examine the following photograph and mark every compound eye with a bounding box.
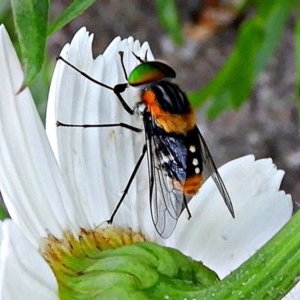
[128,61,176,86]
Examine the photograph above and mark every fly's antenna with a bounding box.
[119,49,149,82]
[131,50,148,63]
[118,51,129,81]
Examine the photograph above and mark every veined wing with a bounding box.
[146,130,190,238]
[197,127,235,218]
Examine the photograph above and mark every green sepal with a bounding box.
[56,241,218,299]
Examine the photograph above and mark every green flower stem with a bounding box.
[146,212,300,299]
[50,212,300,299]
[184,210,300,299]
[125,212,300,300]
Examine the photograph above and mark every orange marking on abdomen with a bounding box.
[173,174,203,196]
[142,89,195,133]
[183,174,203,196]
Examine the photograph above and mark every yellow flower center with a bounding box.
[40,225,147,298]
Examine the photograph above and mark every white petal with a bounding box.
[169,155,292,278]
[0,25,78,245]
[0,220,58,300]
[46,28,156,235]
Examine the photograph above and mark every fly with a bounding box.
[57,51,235,238]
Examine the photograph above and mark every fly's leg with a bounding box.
[108,144,147,223]
[56,55,147,223]
[183,195,192,219]
[56,56,134,115]
[57,52,146,116]
[56,121,142,133]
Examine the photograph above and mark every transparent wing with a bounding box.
[197,127,235,218]
[146,134,188,238]
[145,119,234,237]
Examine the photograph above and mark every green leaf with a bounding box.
[29,58,54,121]
[10,0,49,85]
[47,0,96,36]
[189,0,295,118]
[155,0,183,45]
[0,205,9,220]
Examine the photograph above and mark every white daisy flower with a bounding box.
[0,24,293,298]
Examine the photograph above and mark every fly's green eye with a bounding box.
[128,61,176,86]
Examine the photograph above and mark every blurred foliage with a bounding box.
[1,0,299,120]
[47,0,96,36]
[29,60,54,121]
[155,0,183,45]
[189,0,296,118]
[1,0,96,118]
[296,17,300,122]
[9,0,95,87]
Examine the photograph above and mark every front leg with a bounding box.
[113,83,135,115]
[56,121,142,133]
